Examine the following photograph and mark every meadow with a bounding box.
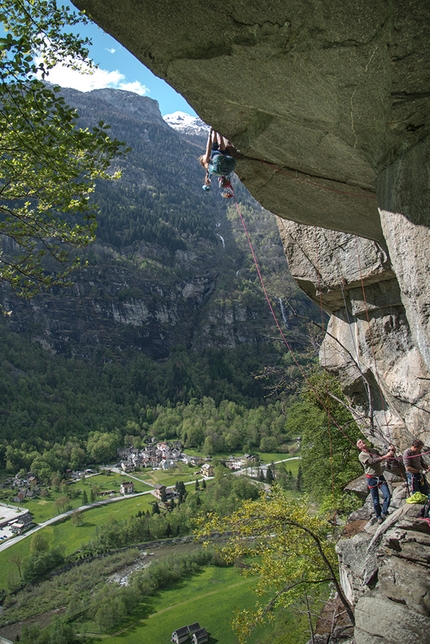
[0,493,156,591]
[81,565,271,644]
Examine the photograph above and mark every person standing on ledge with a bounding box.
[357,439,395,524]
[403,438,430,495]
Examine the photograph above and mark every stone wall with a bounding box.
[277,218,430,450]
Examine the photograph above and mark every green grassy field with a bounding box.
[130,463,204,487]
[82,565,270,644]
[1,473,151,525]
[0,494,157,590]
[0,458,302,592]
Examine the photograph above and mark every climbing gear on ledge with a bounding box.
[405,491,428,504]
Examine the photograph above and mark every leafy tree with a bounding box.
[21,621,77,643]
[288,371,362,509]
[296,465,303,492]
[10,552,24,579]
[87,431,121,463]
[71,511,84,527]
[152,501,160,515]
[23,548,64,583]
[195,488,354,643]
[81,489,88,505]
[0,0,126,295]
[30,531,49,553]
[54,495,70,513]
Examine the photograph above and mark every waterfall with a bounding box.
[278,298,289,329]
[216,234,225,248]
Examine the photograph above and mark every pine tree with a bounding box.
[296,465,303,492]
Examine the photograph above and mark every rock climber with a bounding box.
[357,438,395,523]
[403,438,430,495]
[199,128,236,198]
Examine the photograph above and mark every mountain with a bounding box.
[163,110,209,143]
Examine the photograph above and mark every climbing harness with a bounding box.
[219,176,234,198]
[365,474,387,489]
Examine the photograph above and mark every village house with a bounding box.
[240,454,257,467]
[192,628,209,644]
[171,623,201,644]
[99,489,115,497]
[120,481,135,495]
[10,511,33,534]
[171,626,189,644]
[160,458,176,470]
[200,463,214,478]
[117,440,184,472]
[153,484,177,501]
[224,457,242,471]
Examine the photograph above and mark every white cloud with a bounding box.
[118,80,149,95]
[106,48,116,54]
[39,60,149,96]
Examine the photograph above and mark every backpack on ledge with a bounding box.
[208,153,236,177]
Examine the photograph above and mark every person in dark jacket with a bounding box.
[403,438,429,494]
[357,439,395,523]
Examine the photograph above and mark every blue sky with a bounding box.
[2,2,196,117]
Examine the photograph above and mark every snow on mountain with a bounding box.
[163,111,209,138]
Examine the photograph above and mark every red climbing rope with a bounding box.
[232,191,357,447]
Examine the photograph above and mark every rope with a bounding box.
[353,236,393,444]
[315,232,337,504]
[231,191,357,448]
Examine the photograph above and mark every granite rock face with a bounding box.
[276,218,430,450]
[336,505,430,644]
